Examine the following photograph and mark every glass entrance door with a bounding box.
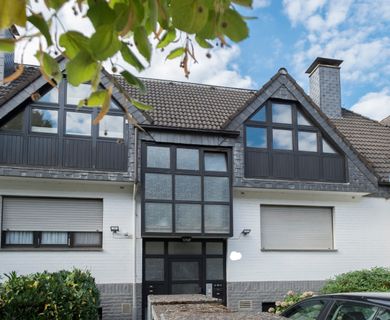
[142,239,226,319]
[169,258,202,294]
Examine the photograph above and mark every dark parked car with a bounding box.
[282,293,390,320]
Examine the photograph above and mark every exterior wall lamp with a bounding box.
[241,229,251,236]
[110,226,120,233]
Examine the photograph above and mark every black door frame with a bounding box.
[142,239,227,319]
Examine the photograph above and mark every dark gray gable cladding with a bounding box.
[0,62,150,125]
[223,68,378,192]
[0,63,152,183]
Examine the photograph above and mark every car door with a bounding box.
[325,300,381,320]
[283,298,331,320]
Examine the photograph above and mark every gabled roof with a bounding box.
[333,109,390,181]
[0,66,41,106]
[1,64,390,182]
[115,75,256,129]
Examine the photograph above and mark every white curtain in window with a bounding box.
[5,231,33,244]
[41,232,68,245]
[73,232,101,246]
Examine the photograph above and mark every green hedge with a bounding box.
[0,269,100,320]
[321,267,390,294]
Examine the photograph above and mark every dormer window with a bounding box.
[244,100,346,182]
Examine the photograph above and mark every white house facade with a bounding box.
[1,37,390,320]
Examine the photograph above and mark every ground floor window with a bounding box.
[260,205,334,251]
[1,197,103,249]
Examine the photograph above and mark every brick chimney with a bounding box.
[0,28,16,83]
[306,57,343,118]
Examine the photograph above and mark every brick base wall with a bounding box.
[227,280,325,312]
[97,283,142,320]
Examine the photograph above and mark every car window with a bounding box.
[375,309,390,320]
[285,299,327,320]
[328,301,379,320]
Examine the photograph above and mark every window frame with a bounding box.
[64,110,92,137]
[260,204,335,252]
[244,99,347,182]
[141,143,233,237]
[1,231,103,249]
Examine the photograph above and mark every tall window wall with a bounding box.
[142,144,232,237]
[0,80,128,171]
[245,100,346,182]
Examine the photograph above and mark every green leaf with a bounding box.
[130,98,153,111]
[0,38,16,52]
[90,24,121,60]
[78,90,107,107]
[157,0,169,29]
[157,29,176,49]
[232,0,253,7]
[93,87,112,125]
[113,2,130,32]
[197,9,218,40]
[117,0,144,36]
[171,0,209,34]
[0,0,26,29]
[87,0,116,29]
[91,62,102,91]
[27,14,52,47]
[35,51,62,85]
[121,70,146,93]
[66,51,99,86]
[59,31,90,59]
[44,0,66,10]
[120,43,145,72]
[195,35,213,49]
[134,26,152,63]
[220,9,249,42]
[166,47,185,60]
[145,0,158,33]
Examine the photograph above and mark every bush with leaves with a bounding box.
[0,269,100,320]
[321,267,390,294]
[268,291,315,314]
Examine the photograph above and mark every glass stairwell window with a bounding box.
[142,144,232,236]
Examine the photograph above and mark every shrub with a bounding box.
[321,267,390,294]
[268,291,315,314]
[0,269,100,320]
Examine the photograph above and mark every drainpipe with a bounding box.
[132,127,139,320]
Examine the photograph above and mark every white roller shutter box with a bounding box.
[2,197,103,232]
[261,205,333,250]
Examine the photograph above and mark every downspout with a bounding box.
[132,127,139,320]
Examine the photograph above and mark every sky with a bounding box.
[17,0,390,121]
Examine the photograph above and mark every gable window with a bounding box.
[0,79,128,171]
[0,110,24,132]
[65,112,91,136]
[31,108,58,134]
[244,100,346,182]
[66,83,92,105]
[98,115,124,139]
[1,197,103,249]
[260,205,334,251]
[39,89,59,104]
[142,144,232,236]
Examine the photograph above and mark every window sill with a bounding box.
[261,249,338,252]
[0,247,103,252]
